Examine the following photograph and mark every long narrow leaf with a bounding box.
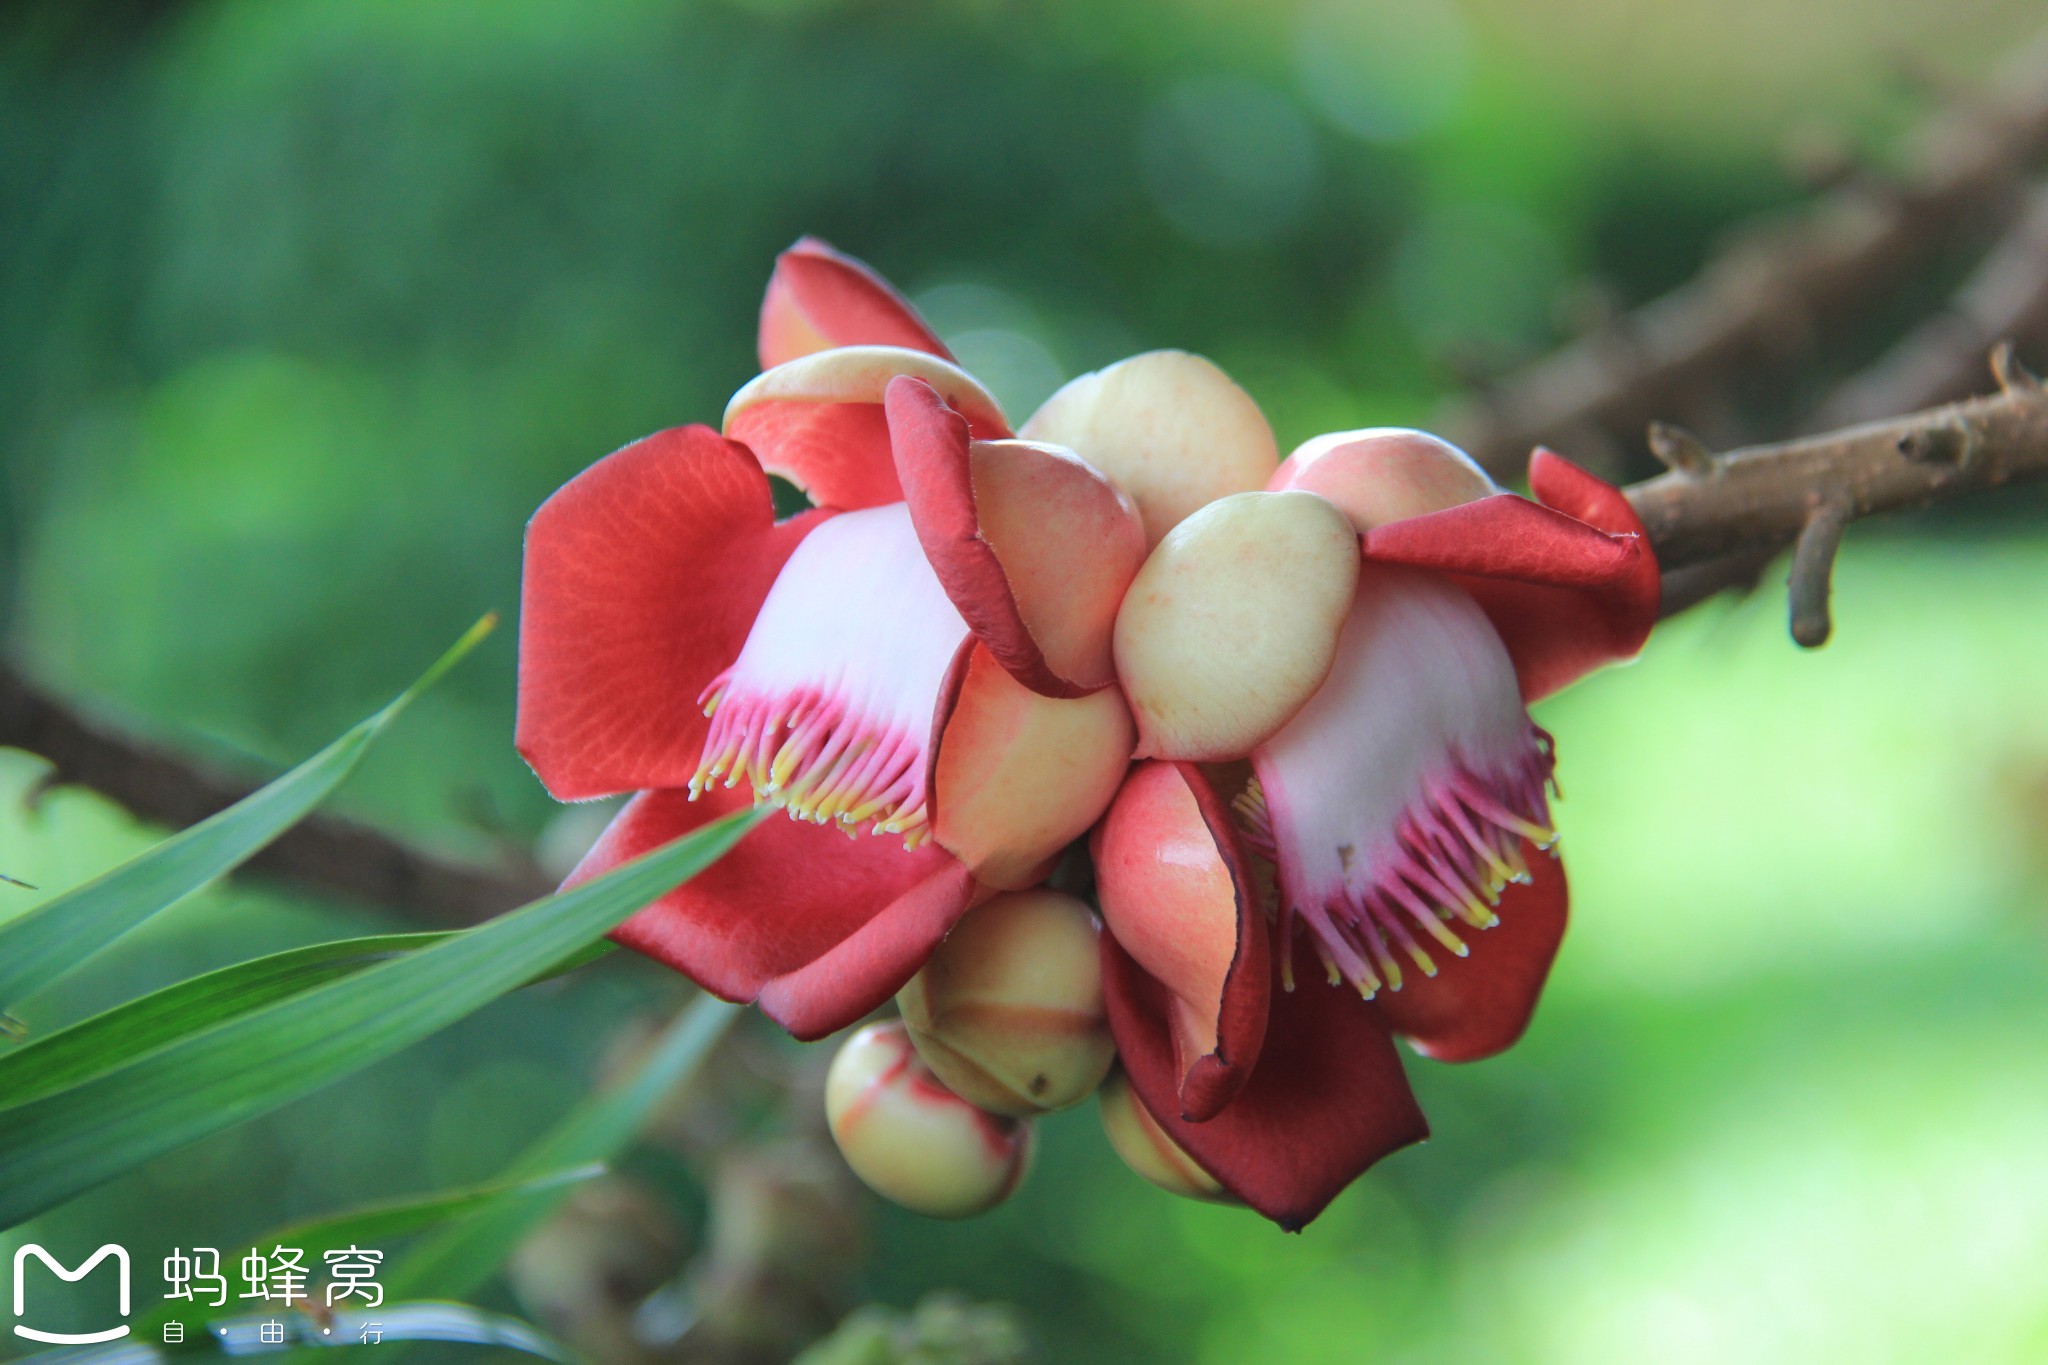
[0,615,497,1013]
[0,936,614,1106]
[0,807,761,1228]
[385,991,744,1301]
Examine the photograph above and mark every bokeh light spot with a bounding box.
[1138,76,1319,248]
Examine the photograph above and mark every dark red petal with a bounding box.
[1372,840,1567,1063]
[517,426,825,801]
[1360,452,1660,701]
[581,785,977,1040]
[888,377,1146,698]
[755,857,983,1040]
[1090,761,1269,1123]
[758,237,953,370]
[1104,930,1429,1230]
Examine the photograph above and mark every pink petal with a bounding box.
[1103,930,1428,1230]
[516,425,826,801]
[1373,840,1567,1062]
[757,237,953,370]
[1359,451,1659,702]
[1248,564,1556,1002]
[693,502,970,848]
[582,783,981,1041]
[1090,761,1268,1122]
[888,376,1147,698]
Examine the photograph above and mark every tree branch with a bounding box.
[1437,36,2048,478]
[0,660,551,924]
[1627,353,2048,637]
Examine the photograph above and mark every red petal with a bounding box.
[1360,453,1660,701]
[758,237,953,370]
[1090,761,1268,1122]
[888,376,1146,698]
[517,426,825,801]
[727,400,903,512]
[1373,839,1567,1062]
[581,784,981,1040]
[725,348,1008,513]
[1104,930,1429,1230]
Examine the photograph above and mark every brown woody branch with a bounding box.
[1437,37,2048,478]
[1627,348,2048,641]
[0,660,551,924]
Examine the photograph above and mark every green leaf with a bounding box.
[0,806,762,1228]
[385,990,744,1302]
[133,1165,606,1343]
[0,936,615,1106]
[0,614,498,1014]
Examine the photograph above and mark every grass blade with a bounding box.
[0,806,761,1228]
[0,615,497,1014]
[0,936,614,1106]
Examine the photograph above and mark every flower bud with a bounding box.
[898,889,1116,1116]
[1269,427,1496,532]
[1114,489,1361,762]
[1098,1069,1232,1203]
[825,1020,1033,1219]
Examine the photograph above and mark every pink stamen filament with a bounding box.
[693,672,933,848]
[1274,723,1558,1001]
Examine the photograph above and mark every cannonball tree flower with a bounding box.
[516,238,1144,1042]
[519,238,1660,1230]
[1081,418,1661,1229]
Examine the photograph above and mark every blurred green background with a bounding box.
[3,0,2046,1360]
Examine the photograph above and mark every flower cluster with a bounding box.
[517,240,1659,1230]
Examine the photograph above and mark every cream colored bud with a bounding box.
[825,1021,1033,1219]
[1113,489,1360,761]
[1021,350,1279,549]
[898,889,1115,1117]
[1098,1069,1232,1203]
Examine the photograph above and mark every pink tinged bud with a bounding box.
[1248,562,1558,999]
[825,1020,1033,1219]
[897,889,1115,1117]
[1270,428,1497,532]
[1098,1070,1231,1203]
[931,644,1135,889]
[1113,490,1361,762]
[1020,351,1278,549]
